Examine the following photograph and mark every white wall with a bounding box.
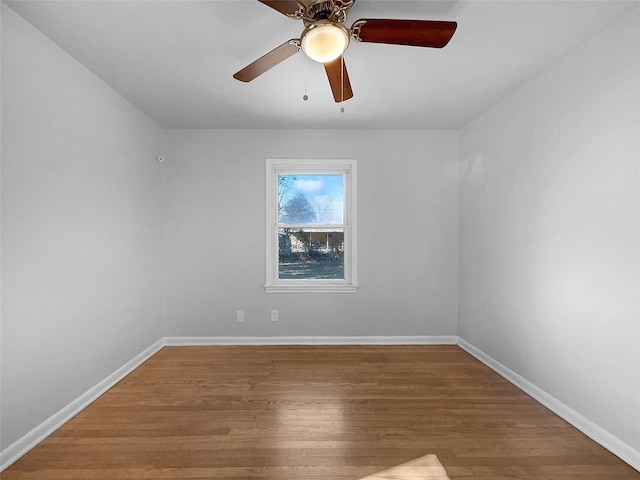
[163,129,459,338]
[459,9,640,456]
[1,5,164,450]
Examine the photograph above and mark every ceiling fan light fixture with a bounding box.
[301,22,350,63]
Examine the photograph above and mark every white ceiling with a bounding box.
[5,0,638,129]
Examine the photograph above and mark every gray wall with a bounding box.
[458,10,640,452]
[162,129,460,337]
[1,5,164,450]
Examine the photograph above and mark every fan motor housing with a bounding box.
[302,0,354,25]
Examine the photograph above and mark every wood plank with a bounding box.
[3,345,639,479]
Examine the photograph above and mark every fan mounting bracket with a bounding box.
[285,4,305,20]
[350,19,366,41]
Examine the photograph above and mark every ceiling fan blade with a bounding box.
[258,0,301,16]
[233,39,300,82]
[324,56,353,103]
[352,19,457,48]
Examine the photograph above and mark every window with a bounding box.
[265,159,357,293]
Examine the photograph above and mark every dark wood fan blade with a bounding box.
[233,39,300,82]
[324,56,353,103]
[353,19,457,48]
[258,0,301,16]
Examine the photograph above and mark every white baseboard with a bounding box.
[0,339,165,472]
[164,335,458,346]
[457,337,640,472]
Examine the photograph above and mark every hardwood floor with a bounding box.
[3,345,639,479]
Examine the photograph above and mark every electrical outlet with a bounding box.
[236,311,245,323]
[270,310,278,322]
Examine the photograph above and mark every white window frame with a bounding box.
[265,158,358,293]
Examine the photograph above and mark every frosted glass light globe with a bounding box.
[301,23,350,63]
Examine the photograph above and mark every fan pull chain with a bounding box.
[303,54,308,101]
[340,54,345,113]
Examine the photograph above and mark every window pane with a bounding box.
[278,228,344,280]
[278,174,344,225]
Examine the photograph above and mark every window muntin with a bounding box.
[266,160,357,293]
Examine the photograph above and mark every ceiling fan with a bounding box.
[233,0,457,103]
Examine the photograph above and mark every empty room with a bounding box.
[1,0,639,478]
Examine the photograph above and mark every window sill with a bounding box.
[265,283,359,294]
